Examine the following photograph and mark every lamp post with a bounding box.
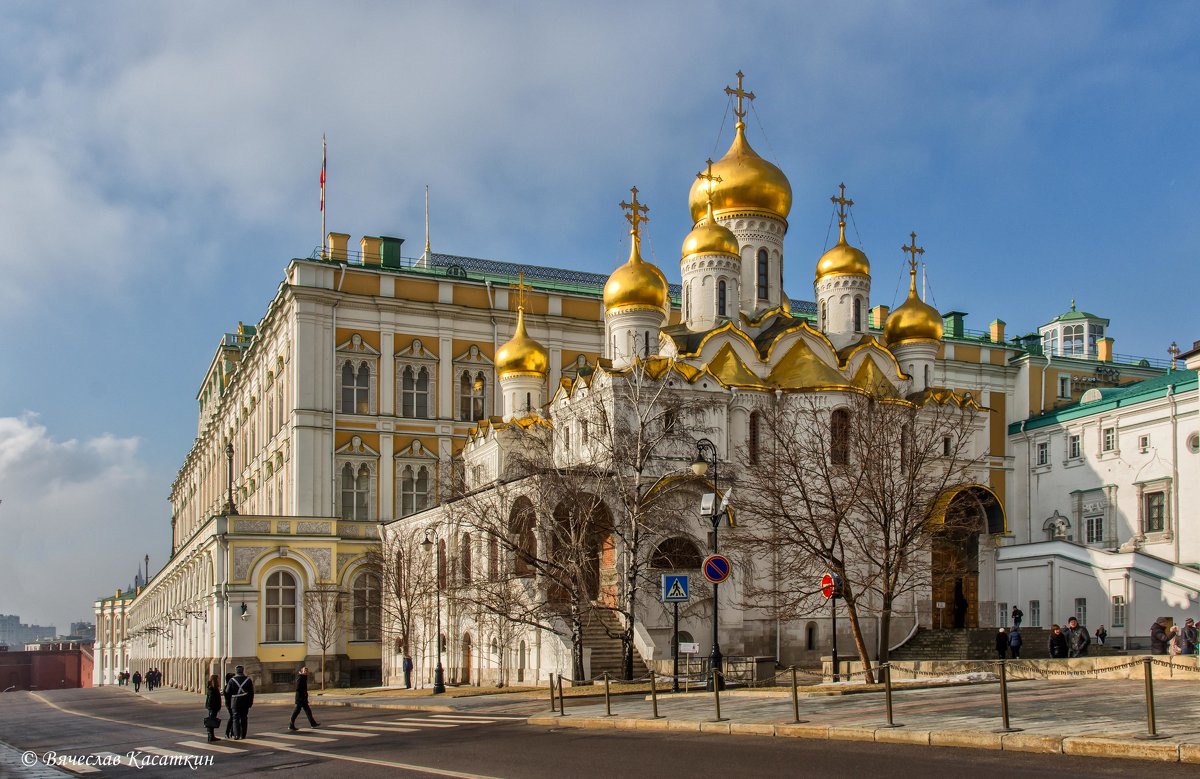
[691,438,724,691]
[224,442,238,516]
[421,528,446,694]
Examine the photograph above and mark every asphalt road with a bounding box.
[0,688,1164,778]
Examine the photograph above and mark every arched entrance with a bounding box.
[930,484,1005,629]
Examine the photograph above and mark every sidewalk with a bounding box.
[527,677,1200,764]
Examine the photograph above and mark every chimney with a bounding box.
[942,311,968,339]
[989,319,1006,343]
[870,305,889,330]
[380,236,406,269]
[326,232,350,261]
[360,236,382,266]
[1097,337,1114,362]
[1184,339,1200,371]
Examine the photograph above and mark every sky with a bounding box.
[1,1,1198,631]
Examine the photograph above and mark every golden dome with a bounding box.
[885,269,943,345]
[604,233,670,315]
[496,307,550,378]
[687,123,792,224]
[816,222,871,280]
[682,203,740,259]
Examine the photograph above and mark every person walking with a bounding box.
[1048,624,1068,658]
[1063,616,1090,657]
[1150,617,1171,655]
[1008,627,1023,659]
[1011,606,1023,630]
[402,653,414,689]
[1180,618,1197,655]
[225,665,255,740]
[223,672,235,739]
[132,671,142,692]
[204,674,223,743]
[1094,625,1107,645]
[995,628,1008,659]
[289,667,320,731]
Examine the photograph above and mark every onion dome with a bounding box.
[604,232,670,315]
[682,201,740,259]
[496,307,550,378]
[885,266,943,345]
[816,220,871,281]
[687,122,792,224]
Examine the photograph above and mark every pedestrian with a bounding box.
[1011,605,1023,630]
[204,674,222,743]
[1062,616,1090,657]
[1048,624,1068,658]
[132,671,142,692]
[224,665,255,740]
[1008,627,1023,659]
[995,628,1008,659]
[402,653,414,689]
[1181,618,1197,655]
[1094,625,1107,646]
[289,667,321,731]
[1150,616,1171,655]
[223,672,235,739]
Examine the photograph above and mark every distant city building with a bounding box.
[69,622,96,641]
[0,615,57,647]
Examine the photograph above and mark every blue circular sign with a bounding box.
[703,554,731,584]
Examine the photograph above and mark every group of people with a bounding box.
[117,668,161,692]
[202,665,319,743]
[1151,616,1199,656]
[996,609,1092,660]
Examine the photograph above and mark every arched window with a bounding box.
[853,297,863,332]
[685,283,691,318]
[352,572,380,641]
[488,535,499,580]
[830,408,850,465]
[748,411,761,465]
[399,465,431,517]
[757,249,769,300]
[511,501,537,577]
[820,300,827,330]
[341,463,371,520]
[650,537,704,569]
[341,362,370,414]
[264,570,297,642]
[717,280,727,317]
[805,622,818,650]
[460,371,486,421]
[461,533,473,584]
[437,539,448,590]
[1063,324,1084,356]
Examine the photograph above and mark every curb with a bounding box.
[525,716,1193,763]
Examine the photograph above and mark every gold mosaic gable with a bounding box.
[705,343,764,389]
[767,339,847,389]
[851,358,899,397]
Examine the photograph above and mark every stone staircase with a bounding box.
[581,610,627,678]
[890,627,1126,661]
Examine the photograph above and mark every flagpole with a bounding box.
[424,184,431,265]
[321,134,327,258]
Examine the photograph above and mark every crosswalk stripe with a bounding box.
[269,732,336,743]
[238,737,300,749]
[334,723,417,733]
[177,740,246,753]
[381,719,459,728]
[431,714,526,720]
[311,729,379,738]
[139,746,196,759]
[57,761,100,775]
[425,716,506,723]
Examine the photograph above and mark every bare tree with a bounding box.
[365,529,432,667]
[303,583,345,690]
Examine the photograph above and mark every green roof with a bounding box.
[1011,369,1198,433]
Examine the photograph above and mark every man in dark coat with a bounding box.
[1150,617,1171,655]
[995,628,1008,659]
[225,665,255,739]
[402,654,414,689]
[132,671,142,692]
[1063,616,1090,657]
[289,667,320,731]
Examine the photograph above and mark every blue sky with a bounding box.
[1,1,1197,630]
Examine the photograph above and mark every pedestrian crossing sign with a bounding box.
[662,574,689,602]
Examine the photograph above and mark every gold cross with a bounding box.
[620,186,650,240]
[830,182,854,224]
[724,70,755,121]
[509,271,531,312]
[696,158,723,209]
[902,231,925,273]
[1169,340,1180,370]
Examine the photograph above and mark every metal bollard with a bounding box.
[650,673,661,719]
[712,670,724,721]
[993,660,1021,733]
[791,666,802,724]
[604,672,612,717]
[879,663,901,729]
[1137,657,1166,740]
[549,673,557,712]
[557,674,566,717]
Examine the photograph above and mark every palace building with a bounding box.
[96,73,1177,691]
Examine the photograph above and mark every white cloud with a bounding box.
[0,414,167,631]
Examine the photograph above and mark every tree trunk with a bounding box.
[877,595,894,666]
[841,595,876,684]
[320,651,327,690]
[571,612,585,684]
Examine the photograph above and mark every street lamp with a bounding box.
[420,528,446,694]
[691,438,724,691]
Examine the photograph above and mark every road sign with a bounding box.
[702,554,731,584]
[679,642,700,654]
[820,572,842,599]
[662,574,689,603]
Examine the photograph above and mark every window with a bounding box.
[1144,491,1166,533]
[1029,600,1041,628]
[942,436,952,457]
[341,361,370,414]
[1112,596,1126,628]
[820,300,827,330]
[684,283,691,319]
[1085,516,1104,544]
[1063,325,1084,356]
[340,463,371,520]
[1058,376,1071,398]
[1035,442,1049,466]
[757,249,769,300]
[488,535,499,581]
[1068,434,1081,459]
[459,371,486,422]
[997,603,1007,625]
[352,572,380,641]
[1138,434,1150,452]
[1073,598,1087,628]
[1102,427,1116,452]
[511,504,537,577]
[401,366,431,418]
[272,671,295,685]
[264,570,297,642]
[1048,330,1059,356]
[650,537,704,569]
[748,411,761,465]
[830,408,850,465]
[460,533,473,584]
[399,465,431,517]
[853,297,862,332]
[717,280,727,317]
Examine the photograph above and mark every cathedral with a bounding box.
[94,73,1180,692]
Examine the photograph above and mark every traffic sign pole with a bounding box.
[672,600,680,693]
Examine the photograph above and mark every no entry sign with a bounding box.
[703,554,731,584]
[820,572,841,599]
